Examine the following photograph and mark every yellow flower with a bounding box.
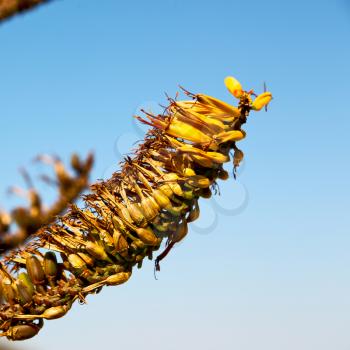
[224,76,243,98]
[251,92,272,111]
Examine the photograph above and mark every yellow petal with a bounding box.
[251,92,272,111]
[214,129,246,144]
[167,120,213,144]
[224,76,243,98]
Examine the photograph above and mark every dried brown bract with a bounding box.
[0,153,93,252]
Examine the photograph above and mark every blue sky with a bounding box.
[1,1,350,349]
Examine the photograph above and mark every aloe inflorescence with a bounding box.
[0,76,272,341]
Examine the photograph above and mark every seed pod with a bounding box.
[187,199,200,223]
[134,181,160,220]
[162,172,179,183]
[128,202,146,226]
[44,252,58,280]
[164,201,187,217]
[186,175,211,188]
[16,280,32,305]
[172,220,188,243]
[135,227,159,246]
[111,215,127,234]
[147,194,161,210]
[85,241,111,262]
[100,229,115,251]
[16,272,34,305]
[5,324,41,341]
[200,187,212,199]
[135,255,143,266]
[163,173,183,196]
[113,230,129,256]
[153,189,171,208]
[130,239,146,250]
[121,187,147,226]
[119,205,133,223]
[218,169,229,180]
[181,188,195,200]
[105,271,131,286]
[189,154,215,168]
[112,202,133,223]
[41,304,71,320]
[26,255,45,285]
[233,147,244,169]
[135,170,153,191]
[158,184,174,198]
[2,277,17,305]
[139,197,159,221]
[151,218,171,233]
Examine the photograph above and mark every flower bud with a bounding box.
[135,227,159,246]
[85,242,111,262]
[153,189,171,208]
[233,148,244,168]
[44,252,58,279]
[26,255,45,285]
[105,271,131,286]
[218,169,229,180]
[41,304,71,320]
[224,76,243,98]
[186,175,211,188]
[6,324,41,341]
[139,197,158,221]
[2,277,17,305]
[183,168,196,177]
[16,272,34,305]
[251,92,272,111]
[112,231,129,256]
[200,187,212,199]
[163,173,183,196]
[158,184,174,198]
[127,202,146,226]
[214,130,245,144]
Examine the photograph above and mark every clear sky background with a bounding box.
[0,0,349,349]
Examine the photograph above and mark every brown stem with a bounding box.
[0,0,51,22]
[155,241,176,272]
